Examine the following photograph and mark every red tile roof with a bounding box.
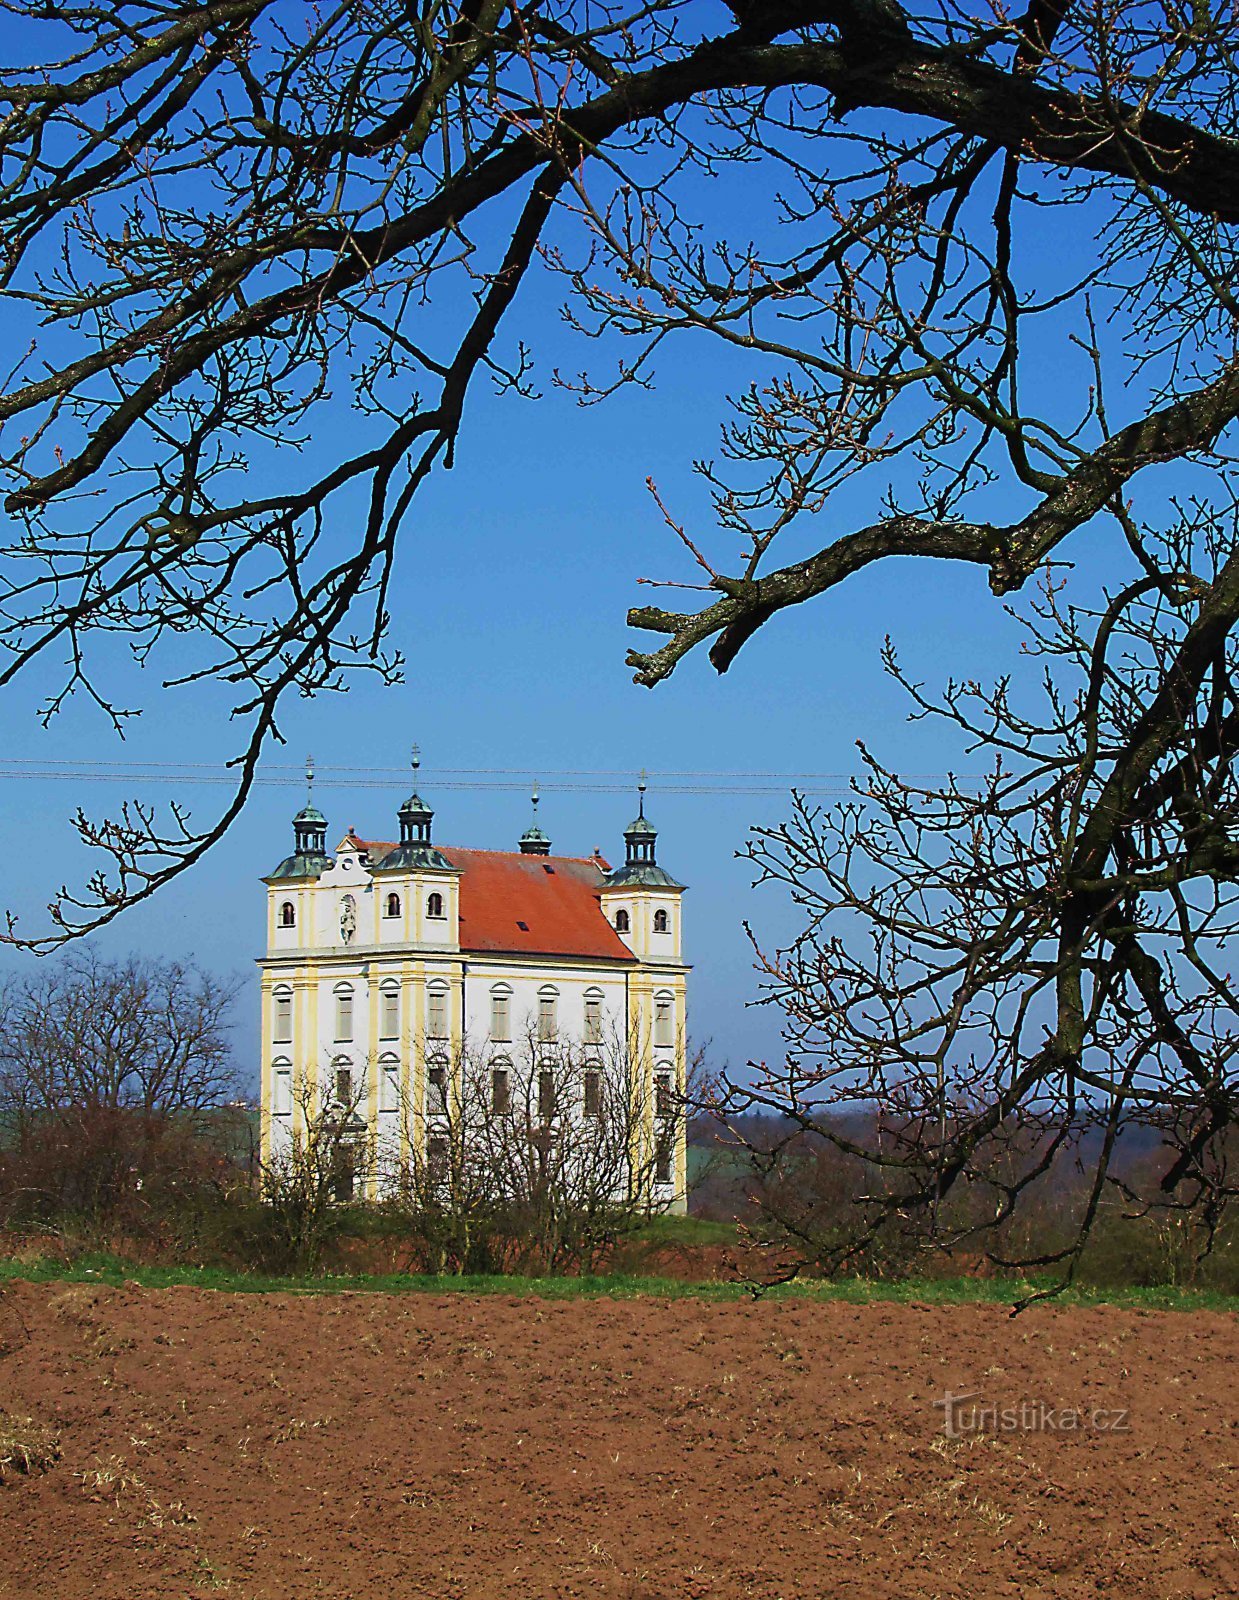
[357,843,635,963]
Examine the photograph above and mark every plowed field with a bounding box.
[0,1281,1234,1598]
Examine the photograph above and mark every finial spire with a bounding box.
[287,753,328,870]
[638,768,647,819]
[411,742,421,779]
[519,778,551,854]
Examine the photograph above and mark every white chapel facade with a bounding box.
[257,764,689,1210]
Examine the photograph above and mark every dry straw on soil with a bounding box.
[0,1414,60,1484]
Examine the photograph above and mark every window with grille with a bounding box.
[583,994,603,1045]
[490,989,511,1042]
[335,1065,353,1108]
[334,988,353,1043]
[427,1135,448,1182]
[427,1059,447,1109]
[427,987,448,1038]
[655,1136,673,1185]
[583,1067,602,1118]
[655,1072,673,1118]
[273,991,292,1044]
[380,985,399,1040]
[491,1066,510,1115]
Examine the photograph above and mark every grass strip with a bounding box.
[2,1254,1236,1311]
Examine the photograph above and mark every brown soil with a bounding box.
[0,1281,1233,1600]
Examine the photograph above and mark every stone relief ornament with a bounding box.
[339,893,357,944]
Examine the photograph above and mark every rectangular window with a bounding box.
[380,1063,400,1113]
[655,1072,673,1118]
[335,1066,353,1108]
[583,1067,602,1119]
[380,987,399,1041]
[491,1066,510,1116]
[335,991,353,1043]
[428,1061,447,1110]
[273,993,292,1045]
[654,1000,674,1048]
[655,1135,673,1186]
[583,997,603,1046]
[427,1135,448,1183]
[538,994,557,1042]
[538,1068,555,1122]
[427,988,448,1038]
[274,1067,292,1116]
[490,992,511,1042]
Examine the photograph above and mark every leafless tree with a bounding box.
[0,950,242,1217]
[0,950,241,1122]
[6,3,1239,1265]
[259,1059,376,1271]
[717,509,1239,1289]
[386,1029,679,1273]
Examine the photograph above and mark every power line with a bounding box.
[0,767,883,797]
[0,755,984,796]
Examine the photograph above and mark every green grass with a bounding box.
[2,1253,1236,1311]
[627,1214,740,1246]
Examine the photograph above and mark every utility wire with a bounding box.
[0,755,983,796]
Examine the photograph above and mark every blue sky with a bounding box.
[0,320,1061,1087]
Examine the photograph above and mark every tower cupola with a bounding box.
[379,745,455,871]
[398,789,433,849]
[269,756,332,878]
[605,773,684,889]
[519,783,552,855]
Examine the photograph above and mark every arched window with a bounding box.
[654,993,675,1048]
[427,983,449,1038]
[379,1053,400,1113]
[385,891,401,919]
[490,984,512,1042]
[333,983,354,1043]
[614,908,630,933]
[273,987,293,1045]
[379,981,400,1041]
[583,988,604,1045]
[279,901,296,927]
[427,1054,449,1111]
[537,986,558,1043]
[272,1059,293,1116]
[427,891,444,919]
[653,908,669,934]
